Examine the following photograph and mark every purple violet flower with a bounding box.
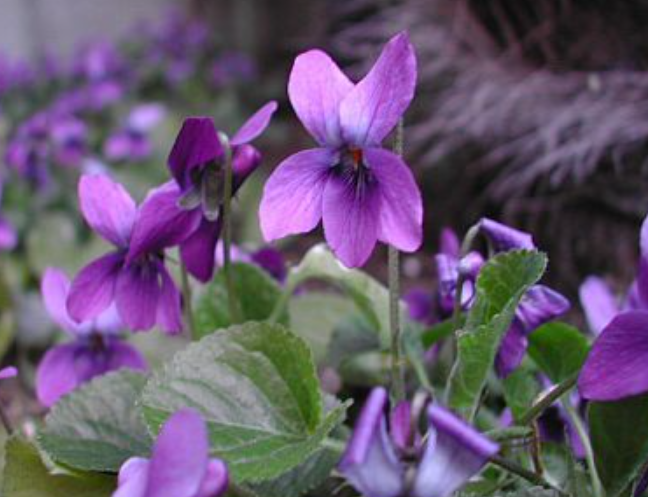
[338,387,498,497]
[478,218,535,252]
[157,101,277,282]
[0,183,17,251]
[66,175,185,334]
[259,32,423,268]
[114,409,228,497]
[496,285,570,378]
[37,268,146,407]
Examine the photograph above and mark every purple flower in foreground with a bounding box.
[155,101,277,282]
[339,387,498,497]
[67,175,185,333]
[259,32,423,268]
[114,409,228,497]
[37,268,146,407]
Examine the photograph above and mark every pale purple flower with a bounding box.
[37,268,146,407]
[579,276,622,335]
[339,387,498,497]
[104,104,165,162]
[259,32,423,268]
[0,366,17,380]
[50,115,88,167]
[155,101,277,282]
[66,175,185,334]
[478,218,535,252]
[114,409,228,497]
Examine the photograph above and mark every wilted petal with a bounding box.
[0,366,17,380]
[413,405,499,497]
[288,50,353,147]
[340,32,416,147]
[230,101,278,146]
[322,166,381,268]
[180,217,222,283]
[196,459,229,497]
[478,218,535,252]
[365,148,422,253]
[67,252,123,323]
[127,182,202,262]
[260,148,333,242]
[42,268,84,335]
[516,285,570,333]
[579,311,648,401]
[147,409,210,497]
[155,264,183,335]
[115,261,161,331]
[114,457,150,497]
[168,117,222,190]
[339,387,405,497]
[579,276,619,335]
[35,343,84,407]
[78,174,137,248]
[495,322,528,378]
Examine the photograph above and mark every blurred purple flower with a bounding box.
[74,41,126,83]
[212,52,256,86]
[50,115,88,167]
[37,268,146,407]
[214,242,287,283]
[114,409,228,497]
[104,104,166,162]
[66,175,185,334]
[404,288,436,326]
[259,32,422,268]
[339,387,498,497]
[160,101,277,282]
[0,366,17,380]
[0,183,17,251]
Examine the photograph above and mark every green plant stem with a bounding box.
[562,399,603,497]
[517,373,578,425]
[180,262,197,339]
[217,131,242,324]
[0,403,13,435]
[268,280,296,323]
[321,437,347,455]
[490,455,569,496]
[389,120,405,404]
[450,223,481,332]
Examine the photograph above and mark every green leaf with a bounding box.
[2,437,115,497]
[286,244,396,346]
[38,370,151,473]
[421,317,462,349]
[589,393,648,497]
[288,292,356,363]
[141,322,349,482]
[246,448,340,497]
[447,250,547,419]
[503,365,541,421]
[527,322,590,384]
[195,263,286,337]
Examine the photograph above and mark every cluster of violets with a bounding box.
[1,22,646,497]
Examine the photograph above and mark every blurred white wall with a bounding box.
[0,0,177,61]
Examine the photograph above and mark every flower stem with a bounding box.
[562,398,603,497]
[389,120,405,404]
[490,455,569,497]
[517,372,578,426]
[218,132,242,324]
[180,262,196,339]
[0,403,12,435]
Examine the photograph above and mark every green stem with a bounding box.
[321,437,347,455]
[562,398,603,497]
[217,132,242,324]
[180,262,196,339]
[268,280,297,323]
[389,121,405,404]
[450,223,480,332]
[490,455,569,497]
[0,403,13,435]
[517,373,578,426]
